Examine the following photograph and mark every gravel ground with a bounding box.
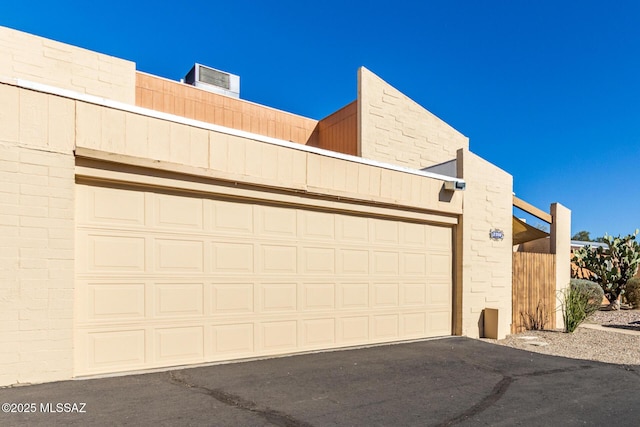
[489,309,640,366]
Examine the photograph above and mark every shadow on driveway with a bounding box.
[1,337,639,426]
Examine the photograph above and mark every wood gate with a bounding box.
[512,252,556,333]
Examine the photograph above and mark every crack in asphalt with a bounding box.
[436,365,594,426]
[168,371,314,427]
[436,376,513,427]
[514,365,593,378]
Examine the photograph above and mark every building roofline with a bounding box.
[5,75,465,186]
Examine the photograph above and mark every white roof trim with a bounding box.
[5,76,465,185]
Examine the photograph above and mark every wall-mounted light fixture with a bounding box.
[444,181,466,191]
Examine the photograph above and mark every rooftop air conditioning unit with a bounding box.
[184,63,240,98]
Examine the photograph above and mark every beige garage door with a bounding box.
[74,181,453,376]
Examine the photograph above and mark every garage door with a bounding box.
[74,181,453,376]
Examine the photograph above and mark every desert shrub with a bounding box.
[520,300,549,331]
[561,279,604,333]
[570,279,604,317]
[625,277,640,308]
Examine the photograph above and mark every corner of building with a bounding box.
[458,148,513,339]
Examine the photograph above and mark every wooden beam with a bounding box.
[513,196,553,224]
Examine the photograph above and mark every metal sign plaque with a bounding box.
[489,229,504,241]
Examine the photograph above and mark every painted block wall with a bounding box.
[358,67,469,169]
[0,26,135,104]
[459,149,513,339]
[0,83,76,385]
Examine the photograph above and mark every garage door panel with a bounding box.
[81,233,146,273]
[155,326,204,363]
[337,215,369,242]
[78,184,145,226]
[337,249,369,274]
[427,311,452,336]
[338,316,369,342]
[428,226,452,250]
[153,194,203,231]
[373,251,399,275]
[402,253,427,275]
[338,283,369,309]
[210,200,254,235]
[259,205,297,237]
[83,282,146,321]
[400,283,426,306]
[213,283,255,314]
[373,314,399,339]
[212,323,255,354]
[212,242,254,272]
[372,219,399,244]
[427,282,452,307]
[402,312,427,336]
[84,329,146,368]
[154,239,204,272]
[400,222,427,246]
[75,182,453,376]
[260,283,298,312]
[261,320,297,351]
[155,283,204,317]
[302,318,336,347]
[428,253,453,277]
[302,283,335,311]
[260,245,297,274]
[372,283,399,307]
[299,210,335,241]
[301,247,335,274]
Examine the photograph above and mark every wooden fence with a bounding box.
[512,252,557,333]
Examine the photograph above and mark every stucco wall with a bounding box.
[358,67,469,169]
[0,84,76,385]
[0,26,135,104]
[459,149,513,339]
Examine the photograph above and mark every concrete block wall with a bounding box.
[358,67,469,169]
[459,149,513,339]
[0,26,135,104]
[0,83,76,385]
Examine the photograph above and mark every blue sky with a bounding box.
[2,1,639,238]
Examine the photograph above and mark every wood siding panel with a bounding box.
[135,72,318,145]
[309,101,358,156]
[512,252,556,333]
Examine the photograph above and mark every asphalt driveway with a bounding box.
[1,337,639,426]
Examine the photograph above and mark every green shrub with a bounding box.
[561,279,604,333]
[625,277,640,308]
[571,279,604,317]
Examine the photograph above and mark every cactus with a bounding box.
[571,230,640,309]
